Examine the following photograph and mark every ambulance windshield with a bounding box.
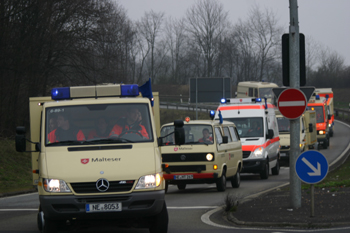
[160,124,214,145]
[277,117,290,133]
[259,88,274,99]
[314,106,325,123]
[45,103,153,146]
[224,117,264,138]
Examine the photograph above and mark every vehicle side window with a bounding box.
[215,127,223,144]
[249,88,253,97]
[223,127,232,142]
[229,126,239,142]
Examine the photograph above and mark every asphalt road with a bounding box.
[1,120,349,233]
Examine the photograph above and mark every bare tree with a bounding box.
[136,10,165,84]
[185,0,229,77]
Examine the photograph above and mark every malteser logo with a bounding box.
[81,158,89,164]
[174,147,178,152]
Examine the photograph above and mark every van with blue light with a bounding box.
[216,97,280,179]
[15,83,169,233]
[159,117,243,192]
[307,93,331,149]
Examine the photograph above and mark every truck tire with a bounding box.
[260,161,269,179]
[216,170,226,192]
[272,159,280,175]
[42,218,58,233]
[177,184,186,190]
[149,202,168,233]
[231,171,240,188]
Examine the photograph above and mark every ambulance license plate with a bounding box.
[174,175,193,180]
[280,153,287,157]
[86,203,122,213]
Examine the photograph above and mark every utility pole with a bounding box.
[289,0,301,209]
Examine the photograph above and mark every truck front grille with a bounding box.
[166,165,206,173]
[70,180,134,193]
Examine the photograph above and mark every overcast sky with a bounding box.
[118,0,350,66]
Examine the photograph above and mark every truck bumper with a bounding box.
[40,190,165,221]
[241,159,266,174]
[163,172,219,184]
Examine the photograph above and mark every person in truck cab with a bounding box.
[247,121,262,136]
[47,112,85,143]
[88,117,111,139]
[110,107,149,139]
[198,128,213,143]
[48,116,57,133]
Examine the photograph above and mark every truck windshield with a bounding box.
[45,103,153,146]
[259,88,274,99]
[277,117,290,133]
[160,124,214,145]
[223,117,264,138]
[313,106,325,123]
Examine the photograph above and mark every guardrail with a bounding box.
[335,108,350,122]
[159,102,218,113]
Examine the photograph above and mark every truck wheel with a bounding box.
[165,181,168,193]
[42,218,58,233]
[216,170,226,192]
[260,161,269,179]
[272,159,280,175]
[231,171,240,188]
[323,140,328,149]
[149,202,168,233]
[177,184,186,190]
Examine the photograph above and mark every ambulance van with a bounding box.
[307,93,330,149]
[236,81,279,103]
[216,98,280,179]
[159,118,243,192]
[15,84,168,233]
[315,88,334,137]
[276,109,318,165]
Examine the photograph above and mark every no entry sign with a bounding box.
[277,88,307,119]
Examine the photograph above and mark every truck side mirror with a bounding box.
[266,129,274,139]
[174,120,185,145]
[15,126,26,152]
[309,123,313,133]
[222,136,228,144]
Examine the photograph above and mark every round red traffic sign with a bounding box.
[277,88,307,119]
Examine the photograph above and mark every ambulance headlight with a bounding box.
[318,130,325,135]
[328,124,331,127]
[206,153,214,161]
[43,179,71,193]
[135,173,162,189]
[252,147,264,158]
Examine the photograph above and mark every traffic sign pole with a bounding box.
[289,0,301,209]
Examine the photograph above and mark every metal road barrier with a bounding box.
[335,108,350,122]
[159,102,217,113]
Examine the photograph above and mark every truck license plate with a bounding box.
[174,175,193,180]
[86,203,122,213]
[280,153,287,157]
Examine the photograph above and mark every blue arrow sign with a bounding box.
[295,150,329,184]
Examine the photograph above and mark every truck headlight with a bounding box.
[318,130,325,135]
[135,173,162,189]
[252,147,264,158]
[43,179,71,193]
[206,153,214,161]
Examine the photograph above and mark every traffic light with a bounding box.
[282,33,306,86]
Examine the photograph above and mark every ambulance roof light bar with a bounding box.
[220,97,262,104]
[51,84,139,100]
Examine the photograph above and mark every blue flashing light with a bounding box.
[218,110,223,124]
[316,95,320,100]
[220,98,226,104]
[255,98,262,102]
[326,94,329,100]
[209,110,215,120]
[121,84,139,97]
[51,87,70,100]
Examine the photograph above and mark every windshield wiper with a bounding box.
[85,138,133,144]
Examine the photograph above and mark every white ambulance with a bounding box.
[215,98,280,179]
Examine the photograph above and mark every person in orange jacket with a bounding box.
[47,112,85,143]
[198,128,213,143]
[110,107,149,139]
